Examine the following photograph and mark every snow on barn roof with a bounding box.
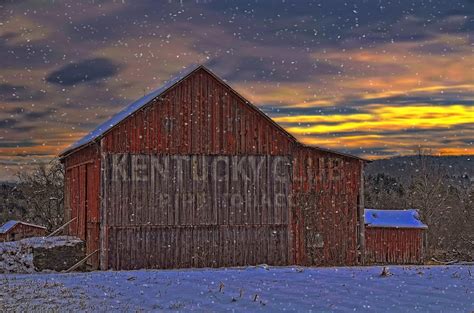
[0,220,47,234]
[60,64,205,156]
[364,209,428,229]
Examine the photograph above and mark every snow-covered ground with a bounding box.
[1,265,472,312]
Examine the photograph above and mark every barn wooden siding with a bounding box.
[365,227,425,264]
[102,154,291,269]
[96,68,296,269]
[62,66,365,270]
[64,144,101,268]
[292,146,362,266]
[101,68,294,156]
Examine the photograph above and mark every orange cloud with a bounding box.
[280,105,474,134]
[437,147,474,156]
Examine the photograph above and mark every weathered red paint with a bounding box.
[63,144,101,268]
[292,146,363,266]
[100,69,294,156]
[61,66,366,270]
[365,227,425,264]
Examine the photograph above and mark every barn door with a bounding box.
[85,162,100,269]
[67,162,100,269]
[69,165,87,240]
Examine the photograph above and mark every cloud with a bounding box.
[5,107,56,120]
[278,105,474,134]
[46,58,120,86]
[206,56,340,82]
[260,105,361,116]
[0,118,18,128]
[0,84,44,102]
[0,39,61,70]
[0,140,37,148]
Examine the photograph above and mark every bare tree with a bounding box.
[365,173,407,210]
[407,151,450,225]
[440,174,474,259]
[16,159,64,231]
[0,183,27,224]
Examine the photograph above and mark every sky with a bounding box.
[0,0,473,181]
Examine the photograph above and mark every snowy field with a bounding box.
[1,265,472,312]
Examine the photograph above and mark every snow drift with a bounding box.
[0,236,84,274]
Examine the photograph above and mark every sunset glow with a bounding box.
[0,0,472,180]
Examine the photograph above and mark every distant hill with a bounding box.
[365,155,473,181]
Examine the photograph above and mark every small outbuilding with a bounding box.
[364,209,427,264]
[0,220,47,242]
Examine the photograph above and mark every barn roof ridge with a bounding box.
[60,64,367,161]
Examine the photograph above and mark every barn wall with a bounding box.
[63,144,101,268]
[96,68,297,270]
[102,153,292,269]
[365,227,424,264]
[292,146,362,266]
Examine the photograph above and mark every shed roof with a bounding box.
[59,64,367,162]
[364,209,428,229]
[0,220,47,234]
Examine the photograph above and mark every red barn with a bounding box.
[59,65,367,270]
[0,220,47,242]
[364,209,427,264]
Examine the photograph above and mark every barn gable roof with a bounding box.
[60,64,366,161]
[0,220,47,234]
[364,209,428,229]
[60,64,204,157]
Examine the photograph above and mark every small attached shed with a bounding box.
[364,209,427,264]
[0,220,47,242]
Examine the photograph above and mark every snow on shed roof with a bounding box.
[0,220,47,234]
[60,64,204,157]
[364,209,428,229]
[0,220,19,233]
